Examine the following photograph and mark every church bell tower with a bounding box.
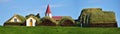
[45,4,52,18]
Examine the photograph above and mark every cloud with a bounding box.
[20,8,45,17]
[86,0,103,3]
[22,9,44,14]
[41,4,65,8]
[41,0,66,8]
[50,4,64,8]
[0,0,12,3]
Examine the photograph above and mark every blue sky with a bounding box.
[0,0,120,27]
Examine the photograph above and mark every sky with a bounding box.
[0,0,120,27]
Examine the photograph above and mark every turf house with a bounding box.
[4,5,117,27]
[78,8,117,27]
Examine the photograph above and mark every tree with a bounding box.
[26,14,35,18]
[36,13,40,18]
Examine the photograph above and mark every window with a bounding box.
[14,18,17,22]
[30,19,33,22]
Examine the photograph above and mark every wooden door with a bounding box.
[30,19,33,26]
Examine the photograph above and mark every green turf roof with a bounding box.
[5,14,25,23]
[41,16,58,24]
[59,16,75,24]
[26,14,41,24]
[79,8,117,23]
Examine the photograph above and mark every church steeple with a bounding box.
[45,4,52,18]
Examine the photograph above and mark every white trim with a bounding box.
[9,17,21,22]
[26,17,36,26]
[46,13,52,18]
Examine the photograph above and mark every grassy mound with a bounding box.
[0,26,120,34]
[79,8,116,23]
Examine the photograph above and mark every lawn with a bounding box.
[0,26,120,34]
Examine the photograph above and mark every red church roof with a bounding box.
[52,16,71,21]
[52,16,62,21]
[45,4,51,14]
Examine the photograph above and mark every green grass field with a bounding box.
[0,26,120,34]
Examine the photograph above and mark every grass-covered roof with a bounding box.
[5,14,25,23]
[41,16,57,24]
[59,16,75,24]
[26,14,41,24]
[79,8,117,23]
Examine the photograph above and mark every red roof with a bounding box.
[52,16,62,21]
[45,4,51,14]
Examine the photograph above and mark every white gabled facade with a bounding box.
[9,16,21,22]
[26,17,36,26]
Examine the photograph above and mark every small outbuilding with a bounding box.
[4,14,25,26]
